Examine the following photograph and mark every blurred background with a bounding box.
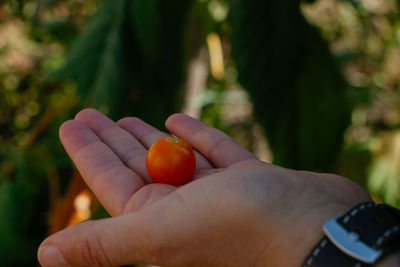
[1,0,400,265]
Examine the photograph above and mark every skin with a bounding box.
[38,108,395,267]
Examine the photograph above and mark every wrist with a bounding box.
[253,171,372,266]
[291,203,359,266]
[300,202,400,267]
[256,202,357,266]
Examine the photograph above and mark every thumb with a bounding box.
[38,204,184,267]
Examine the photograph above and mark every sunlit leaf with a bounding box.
[368,132,400,207]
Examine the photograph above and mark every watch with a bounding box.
[303,202,400,267]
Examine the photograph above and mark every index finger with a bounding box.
[59,120,146,216]
[165,114,257,168]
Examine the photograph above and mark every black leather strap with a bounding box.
[339,203,400,248]
[303,202,400,267]
[303,237,369,267]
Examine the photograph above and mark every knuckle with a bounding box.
[79,223,113,267]
[122,146,146,166]
[190,123,208,138]
[207,137,232,159]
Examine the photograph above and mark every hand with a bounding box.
[38,108,371,267]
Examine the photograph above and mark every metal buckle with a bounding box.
[323,216,382,264]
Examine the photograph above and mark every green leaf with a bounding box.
[117,0,194,127]
[0,180,33,265]
[33,19,79,44]
[368,158,400,207]
[51,0,128,118]
[230,0,351,171]
[131,0,159,58]
[0,145,44,265]
[51,0,194,124]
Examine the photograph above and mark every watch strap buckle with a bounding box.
[323,216,382,264]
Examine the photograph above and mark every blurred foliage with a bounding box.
[230,0,350,171]
[52,0,193,126]
[301,0,400,205]
[1,0,400,265]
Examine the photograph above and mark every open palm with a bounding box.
[38,108,370,267]
[60,108,258,216]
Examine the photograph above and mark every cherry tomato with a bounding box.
[146,137,196,186]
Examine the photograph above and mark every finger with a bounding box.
[38,216,151,267]
[37,193,199,267]
[75,108,151,183]
[59,120,145,216]
[38,179,263,267]
[166,113,257,168]
[117,117,213,170]
[117,117,170,147]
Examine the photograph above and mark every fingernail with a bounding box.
[38,245,70,267]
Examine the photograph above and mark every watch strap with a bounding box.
[303,202,400,267]
[303,237,369,267]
